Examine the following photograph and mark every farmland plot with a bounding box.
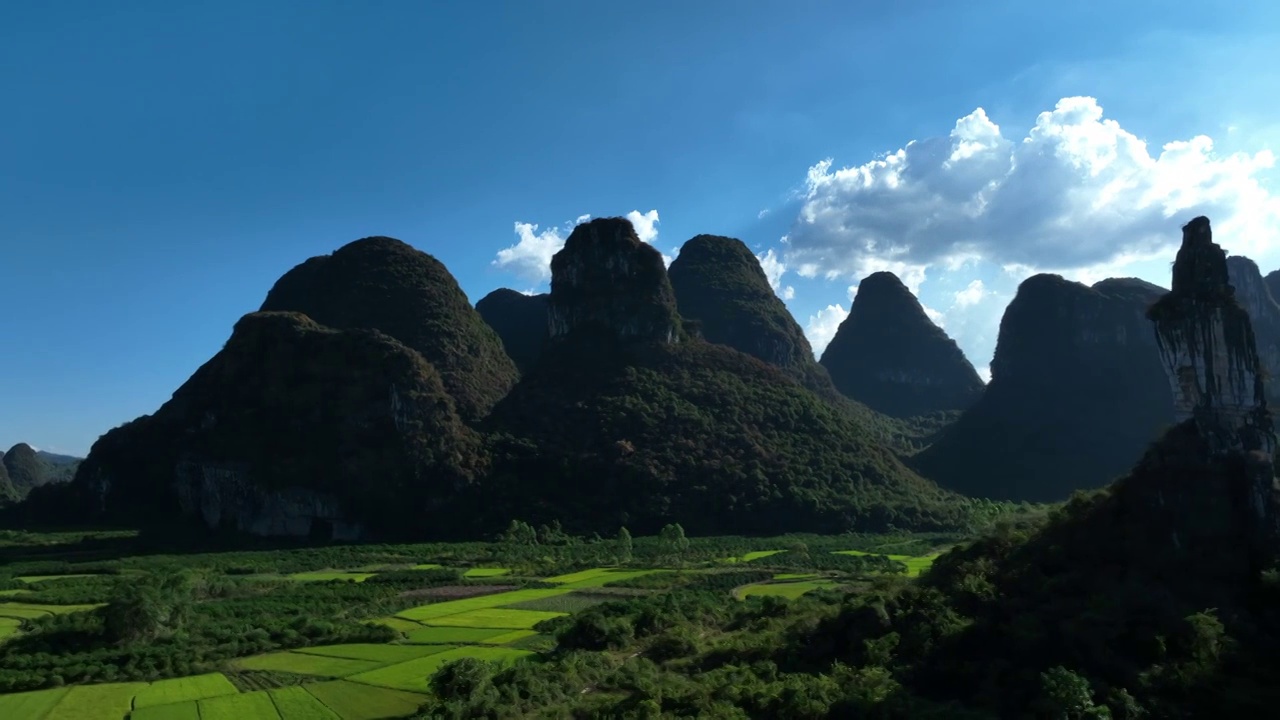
[303,680,427,720]
[234,652,383,678]
[45,682,148,720]
[132,673,239,709]
[421,608,565,630]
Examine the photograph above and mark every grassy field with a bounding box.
[132,673,240,709]
[0,617,22,639]
[15,574,98,583]
[722,550,783,563]
[348,647,531,693]
[506,592,613,614]
[420,608,566,630]
[302,680,427,720]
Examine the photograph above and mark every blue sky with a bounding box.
[3,0,1279,456]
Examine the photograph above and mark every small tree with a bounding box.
[501,519,538,546]
[616,526,633,564]
[660,523,689,559]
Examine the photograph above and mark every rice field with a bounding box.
[347,647,530,693]
[267,686,340,720]
[0,617,23,640]
[506,592,612,614]
[198,690,280,720]
[832,550,940,576]
[294,644,455,663]
[0,687,69,720]
[286,572,376,583]
[737,580,839,600]
[395,588,571,622]
[773,573,819,580]
[302,680,427,720]
[0,589,32,597]
[545,569,660,589]
[461,568,510,578]
[233,652,384,678]
[130,700,200,720]
[132,673,240,709]
[410,564,442,570]
[366,617,423,634]
[45,682,148,720]
[15,574,98,584]
[400,626,514,644]
[721,550,784,563]
[420,608,566,630]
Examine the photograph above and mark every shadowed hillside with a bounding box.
[475,289,550,374]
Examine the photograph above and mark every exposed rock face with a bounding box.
[1227,256,1280,405]
[74,311,484,538]
[820,272,985,418]
[667,234,839,397]
[547,218,682,344]
[914,274,1174,501]
[475,289,550,374]
[260,236,518,421]
[1266,269,1280,305]
[1147,217,1277,551]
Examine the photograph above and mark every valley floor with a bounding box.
[0,529,951,720]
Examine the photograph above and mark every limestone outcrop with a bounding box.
[261,236,518,421]
[667,234,839,398]
[1266,269,1280,304]
[820,272,985,418]
[1149,220,1272,450]
[547,218,682,344]
[914,274,1174,501]
[475,289,550,374]
[73,311,485,538]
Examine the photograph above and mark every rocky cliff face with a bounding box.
[260,236,518,421]
[1147,218,1277,551]
[820,272,985,418]
[1266,269,1280,304]
[667,234,840,397]
[914,273,1174,501]
[475,289,550,374]
[547,218,682,344]
[1226,256,1280,406]
[74,311,485,539]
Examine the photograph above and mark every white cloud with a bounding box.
[784,96,1279,278]
[922,304,946,328]
[494,209,662,284]
[805,304,848,357]
[953,279,988,308]
[756,248,795,299]
[782,96,1280,375]
[625,209,661,243]
[758,208,771,219]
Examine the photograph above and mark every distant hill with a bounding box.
[819,271,985,418]
[0,443,80,501]
[913,274,1174,502]
[667,234,840,398]
[1228,256,1280,406]
[260,236,519,421]
[475,289,549,374]
[483,218,969,536]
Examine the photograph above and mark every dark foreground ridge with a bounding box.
[791,216,1280,717]
[915,273,1174,501]
[820,271,985,418]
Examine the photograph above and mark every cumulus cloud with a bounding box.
[756,249,795,300]
[805,304,848,357]
[784,97,1279,280]
[493,209,663,283]
[953,279,989,307]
